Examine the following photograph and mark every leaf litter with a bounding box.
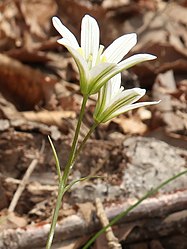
[0,1,187,248]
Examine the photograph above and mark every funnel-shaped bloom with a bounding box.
[94,73,160,123]
[52,15,156,95]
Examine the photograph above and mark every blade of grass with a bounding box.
[48,136,61,182]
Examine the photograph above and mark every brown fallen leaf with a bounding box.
[112,115,148,135]
[19,0,57,41]
[150,240,165,249]
[5,48,52,63]
[0,54,57,110]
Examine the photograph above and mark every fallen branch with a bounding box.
[0,190,187,249]
[8,159,38,213]
[8,143,45,213]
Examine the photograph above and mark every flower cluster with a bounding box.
[52,14,159,123]
[93,73,159,123]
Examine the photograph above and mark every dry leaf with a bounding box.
[113,115,148,135]
[0,54,57,110]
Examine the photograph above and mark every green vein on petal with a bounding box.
[81,15,100,67]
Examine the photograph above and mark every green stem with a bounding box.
[62,94,89,182]
[46,94,88,249]
[82,170,187,249]
[73,122,98,164]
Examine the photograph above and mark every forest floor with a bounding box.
[0,1,187,248]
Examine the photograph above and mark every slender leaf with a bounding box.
[48,136,61,182]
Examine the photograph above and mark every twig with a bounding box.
[137,0,170,36]
[8,142,45,213]
[95,198,122,249]
[8,159,38,213]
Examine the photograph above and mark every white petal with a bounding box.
[89,63,116,94]
[57,38,72,47]
[81,15,100,66]
[90,63,115,79]
[52,16,79,49]
[118,54,157,70]
[91,54,156,89]
[105,74,121,108]
[103,33,137,63]
[104,80,113,109]
[110,73,121,96]
[109,88,145,114]
[118,88,146,104]
[109,100,160,121]
[60,42,89,92]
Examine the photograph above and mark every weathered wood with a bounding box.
[0,190,187,249]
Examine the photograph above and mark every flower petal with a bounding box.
[103,33,137,63]
[109,100,161,121]
[118,54,157,70]
[89,62,116,94]
[59,41,89,92]
[104,74,121,108]
[96,53,156,86]
[112,88,146,107]
[52,16,79,49]
[110,73,121,98]
[97,88,145,123]
[81,15,100,67]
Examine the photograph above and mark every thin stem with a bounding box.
[62,94,89,182]
[73,122,98,164]
[46,180,66,249]
[46,94,88,249]
[82,170,187,249]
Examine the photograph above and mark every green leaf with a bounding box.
[48,136,61,182]
[64,175,103,193]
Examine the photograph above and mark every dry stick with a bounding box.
[137,0,170,36]
[8,142,45,213]
[8,158,38,213]
[95,198,122,249]
[1,190,187,249]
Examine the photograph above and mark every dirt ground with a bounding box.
[0,0,187,249]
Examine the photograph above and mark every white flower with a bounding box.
[94,73,160,123]
[52,15,156,95]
